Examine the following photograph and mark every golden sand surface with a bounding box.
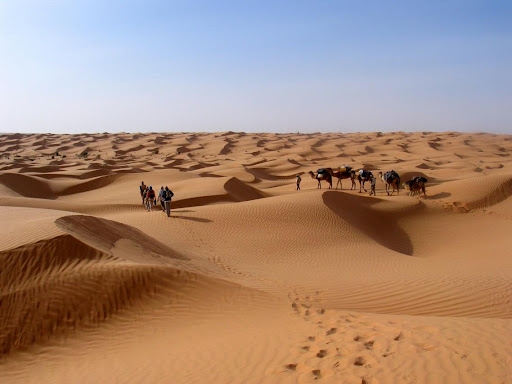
[0,131,511,383]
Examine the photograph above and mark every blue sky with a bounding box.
[1,1,511,134]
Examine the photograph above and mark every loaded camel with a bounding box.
[403,176,428,198]
[378,170,401,196]
[356,169,374,193]
[330,166,356,190]
[308,168,333,189]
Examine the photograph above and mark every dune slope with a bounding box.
[0,131,511,384]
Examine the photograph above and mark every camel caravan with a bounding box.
[307,166,427,198]
[308,166,356,191]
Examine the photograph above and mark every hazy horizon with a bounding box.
[1,1,511,134]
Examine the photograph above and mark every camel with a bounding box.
[378,170,400,196]
[330,166,356,190]
[309,168,333,189]
[356,169,373,193]
[403,176,428,198]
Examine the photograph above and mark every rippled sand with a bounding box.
[1,131,511,383]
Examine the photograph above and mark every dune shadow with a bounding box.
[428,192,451,199]
[59,174,122,196]
[198,172,225,178]
[0,173,57,199]
[224,177,267,201]
[401,172,433,183]
[169,215,212,223]
[243,167,291,181]
[322,191,414,256]
[287,158,303,166]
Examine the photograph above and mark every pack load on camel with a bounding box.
[403,176,428,197]
[332,165,356,190]
[308,168,333,189]
[379,170,401,196]
[357,169,374,193]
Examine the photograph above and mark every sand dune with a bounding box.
[0,173,57,199]
[1,131,511,384]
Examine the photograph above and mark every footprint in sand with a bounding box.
[354,356,365,366]
[364,341,374,350]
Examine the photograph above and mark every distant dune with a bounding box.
[1,131,511,384]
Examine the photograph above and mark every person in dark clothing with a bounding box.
[158,186,166,212]
[369,176,377,196]
[163,186,174,217]
[139,181,146,204]
[146,186,156,211]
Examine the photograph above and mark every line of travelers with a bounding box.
[139,181,175,217]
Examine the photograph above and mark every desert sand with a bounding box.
[0,131,511,384]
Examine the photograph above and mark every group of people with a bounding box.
[139,182,174,217]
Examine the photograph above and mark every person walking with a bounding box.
[139,181,146,205]
[296,174,302,190]
[369,175,377,196]
[163,186,174,217]
[146,186,156,211]
[158,186,166,212]
[141,185,148,208]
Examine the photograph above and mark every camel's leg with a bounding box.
[389,182,395,196]
[336,178,341,190]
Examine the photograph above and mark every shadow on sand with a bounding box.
[427,192,451,200]
[168,214,212,223]
[322,191,416,256]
